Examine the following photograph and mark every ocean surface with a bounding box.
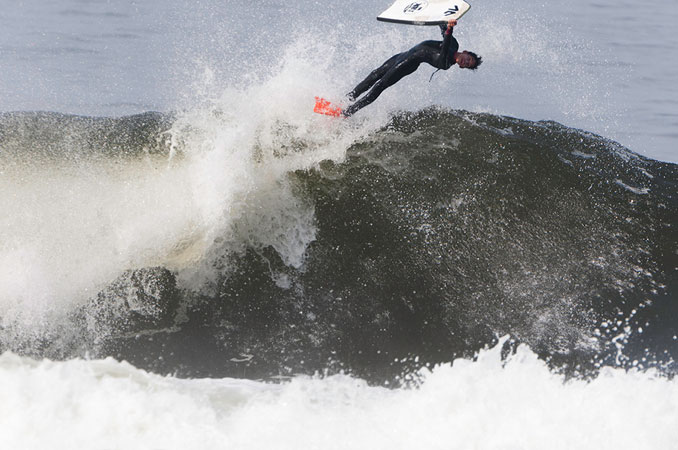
[1,0,677,448]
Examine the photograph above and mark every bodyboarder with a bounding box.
[343,19,482,117]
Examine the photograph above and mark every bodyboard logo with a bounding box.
[403,2,428,14]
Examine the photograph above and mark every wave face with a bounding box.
[0,109,676,381]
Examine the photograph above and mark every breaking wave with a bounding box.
[0,107,676,381]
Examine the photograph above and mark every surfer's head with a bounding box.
[456,51,482,70]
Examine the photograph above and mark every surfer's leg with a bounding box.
[347,54,402,101]
[344,58,420,116]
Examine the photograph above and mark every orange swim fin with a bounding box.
[314,97,344,117]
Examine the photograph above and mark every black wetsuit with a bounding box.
[344,25,459,117]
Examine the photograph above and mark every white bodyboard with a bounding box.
[377,0,471,26]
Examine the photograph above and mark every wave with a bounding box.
[0,108,676,381]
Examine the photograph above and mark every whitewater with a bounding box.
[2,338,677,450]
[1,0,677,448]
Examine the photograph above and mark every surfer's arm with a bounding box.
[438,20,457,67]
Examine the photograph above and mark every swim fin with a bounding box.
[313,97,344,117]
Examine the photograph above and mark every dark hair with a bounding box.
[467,51,483,70]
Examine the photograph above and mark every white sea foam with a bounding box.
[1,338,676,450]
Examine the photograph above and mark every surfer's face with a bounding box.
[457,51,476,69]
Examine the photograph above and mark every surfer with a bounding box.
[343,19,481,117]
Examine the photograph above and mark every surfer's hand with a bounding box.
[447,19,457,28]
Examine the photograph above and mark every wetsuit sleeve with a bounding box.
[437,26,458,69]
